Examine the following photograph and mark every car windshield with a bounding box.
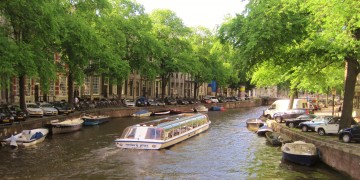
[41,104,53,107]
[27,104,40,108]
[312,116,325,122]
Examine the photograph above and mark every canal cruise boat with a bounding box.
[114,113,211,150]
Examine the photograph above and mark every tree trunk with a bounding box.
[117,84,123,100]
[43,93,47,102]
[288,88,298,109]
[340,57,359,130]
[161,75,168,100]
[10,78,15,104]
[19,75,26,111]
[67,73,74,108]
[193,81,198,100]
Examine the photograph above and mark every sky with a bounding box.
[135,0,248,30]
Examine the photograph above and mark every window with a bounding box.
[49,80,55,96]
[59,76,67,96]
[92,76,100,95]
[84,77,90,95]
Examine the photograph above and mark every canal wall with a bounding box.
[0,98,266,139]
[270,121,360,179]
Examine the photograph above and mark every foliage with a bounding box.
[149,9,192,98]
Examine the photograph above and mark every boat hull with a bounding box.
[282,152,318,166]
[51,119,84,134]
[152,111,171,116]
[52,124,83,134]
[82,117,109,126]
[115,123,210,150]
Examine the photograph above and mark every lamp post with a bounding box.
[332,88,336,116]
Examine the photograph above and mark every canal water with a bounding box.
[0,106,349,179]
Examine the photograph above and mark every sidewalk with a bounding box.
[314,106,341,117]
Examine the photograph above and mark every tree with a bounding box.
[188,26,214,99]
[58,0,114,106]
[109,0,157,99]
[302,0,360,129]
[1,0,62,110]
[220,0,358,129]
[150,9,192,99]
[210,40,240,96]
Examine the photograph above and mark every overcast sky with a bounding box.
[135,0,248,30]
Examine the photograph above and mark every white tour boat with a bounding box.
[114,113,211,150]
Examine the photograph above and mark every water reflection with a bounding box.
[0,106,349,179]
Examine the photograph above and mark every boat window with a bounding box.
[145,128,164,140]
[166,129,174,139]
[121,127,137,139]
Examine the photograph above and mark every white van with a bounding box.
[264,99,309,118]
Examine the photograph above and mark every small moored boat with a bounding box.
[281,141,318,166]
[50,118,84,134]
[81,114,110,126]
[256,125,273,136]
[209,106,225,111]
[265,132,292,146]
[114,113,211,150]
[193,105,208,112]
[131,110,152,117]
[246,118,264,128]
[152,110,171,116]
[1,128,49,148]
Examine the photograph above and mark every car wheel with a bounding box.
[302,126,308,132]
[289,122,295,128]
[342,134,351,143]
[275,117,282,123]
[318,128,325,136]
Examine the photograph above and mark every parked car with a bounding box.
[148,99,158,106]
[298,115,334,132]
[177,98,189,105]
[136,97,149,107]
[5,105,27,122]
[50,101,73,115]
[208,96,219,103]
[38,102,58,116]
[26,103,44,117]
[201,97,212,104]
[285,114,317,128]
[124,99,136,107]
[156,99,166,106]
[225,97,237,102]
[339,124,360,143]
[0,106,14,124]
[187,98,199,104]
[164,97,177,105]
[148,99,165,106]
[217,96,228,103]
[316,117,356,136]
[273,109,309,123]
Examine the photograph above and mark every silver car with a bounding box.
[26,103,44,117]
[38,102,58,116]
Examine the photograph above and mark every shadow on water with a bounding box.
[0,106,350,179]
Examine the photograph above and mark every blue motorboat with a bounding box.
[209,106,225,111]
[81,114,110,126]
